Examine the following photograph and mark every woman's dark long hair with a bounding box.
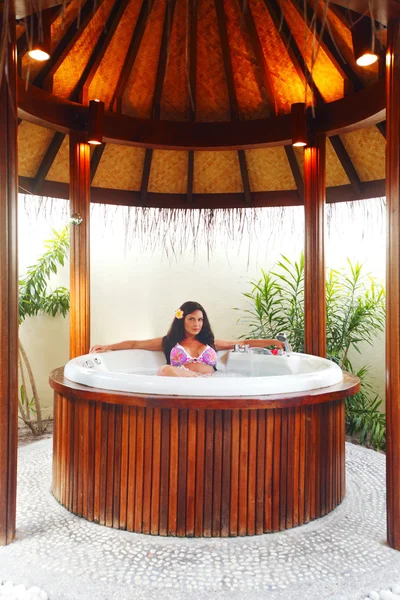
[162,301,216,364]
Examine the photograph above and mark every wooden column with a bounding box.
[69,132,91,358]
[0,5,18,545]
[385,17,400,551]
[303,133,326,357]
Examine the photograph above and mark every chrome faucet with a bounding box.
[276,332,291,353]
[233,344,250,353]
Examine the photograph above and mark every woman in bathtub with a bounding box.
[89,300,284,378]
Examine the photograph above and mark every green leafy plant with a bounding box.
[18,226,70,435]
[237,253,386,450]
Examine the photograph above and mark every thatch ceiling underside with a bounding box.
[19,0,381,116]
[18,121,385,200]
[16,0,387,204]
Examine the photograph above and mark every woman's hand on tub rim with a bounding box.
[89,344,110,353]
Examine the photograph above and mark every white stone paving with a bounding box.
[0,439,399,600]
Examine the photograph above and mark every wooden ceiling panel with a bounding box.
[91,144,146,190]
[122,0,167,118]
[52,0,116,98]
[223,0,269,120]
[46,135,69,182]
[196,0,230,121]
[326,137,350,186]
[87,0,143,109]
[194,151,243,192]
[277,0,344,103]
[21,0,81,82]
[18,122,55,178]
[148,150,188,193]
[248,0,310,112]
[245,147,297,191]
[340,127,386,182]
[160,0,191,121]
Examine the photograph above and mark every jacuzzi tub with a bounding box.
[52,352,358,537]
[64,349,343,396]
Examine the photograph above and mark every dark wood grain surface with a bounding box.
[0,4,18,547]
[385,16,400,551]
[69,132,91,359]
[51,370,358,537]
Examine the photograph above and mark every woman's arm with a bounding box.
[89,337,164,353]
[214,338,285,351]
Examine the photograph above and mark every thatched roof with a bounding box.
[15,0,387,207]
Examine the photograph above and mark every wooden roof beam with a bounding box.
[263,4,361,206]
[18,77,386,147]
[140,149,153,204]
[376,121,386,138]
[109,0,154,113]
[70,0,131,104]
[238,150,252,206]
[265,0,362,199]
[152,0,178,119]
[214,0,239,119]
[90,144,106,183]
[187,0,197,203]
[32,131,64,195]
[284,145,304,201]
[34,0,123,189]
[33,0,105,90]
[215,0,251,204]
[20,177,386,208]
[238,0,278,116]
[188,0,197,121]
[264,0,324,107]
[187,151,194,203]
[138,0,177,201]
[289,0,364,92]
[329,134,362,196]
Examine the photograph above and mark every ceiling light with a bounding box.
[352,16,379,67]
[27,14,51,62]
[28,47,50,61]
[291,103,308,148]
[87,99,105,146]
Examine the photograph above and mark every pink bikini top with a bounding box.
[170,343,217,367]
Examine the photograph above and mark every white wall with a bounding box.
[18,196,386,421]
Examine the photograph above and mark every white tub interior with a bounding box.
[64,349,344,397]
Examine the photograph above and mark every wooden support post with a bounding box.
[69,132,91,358]
[385,17,400,551]
[303,133,326,357]
[0,4,18,546]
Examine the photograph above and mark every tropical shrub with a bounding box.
[237,253,386,450]
[18,226,70,435]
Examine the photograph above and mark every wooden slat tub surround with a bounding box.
[51,370,359,537]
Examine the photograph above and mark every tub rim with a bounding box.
[50,367,360,410]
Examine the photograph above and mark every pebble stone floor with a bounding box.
[1,439,400,600]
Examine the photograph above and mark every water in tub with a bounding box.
[124,350,297,378]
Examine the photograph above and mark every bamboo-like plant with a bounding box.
[237,253,386,449]
[18,226,70,435]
